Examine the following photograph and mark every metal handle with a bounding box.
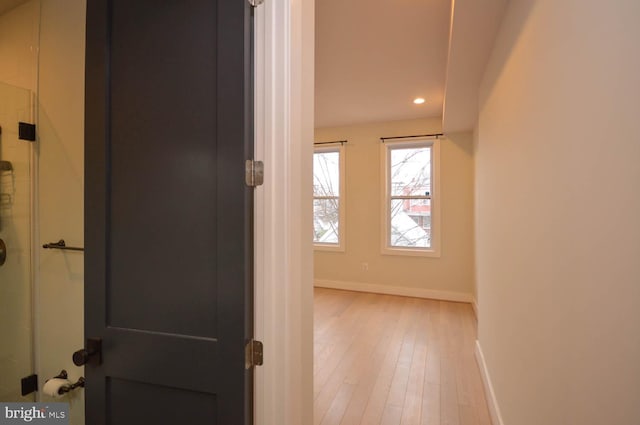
[72,337,102,366]
[43,239,85,252]
[0,160,12,234]
[59,377,85,394]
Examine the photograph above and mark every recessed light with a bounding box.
[413,97,426,105]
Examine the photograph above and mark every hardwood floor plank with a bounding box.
[339,302,398,424]
[400,304,429,425]
[359,297,415,424]
[316,292,399,423]
[421,382,441,425]
[321,382,357,425]
[315,292,376,399]
[440,354,461,425]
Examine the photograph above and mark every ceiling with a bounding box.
[315,0,509,131]
[315,0,451,127]
[315,0,451,128]
[0,0,28,16]
[442,0,508,133]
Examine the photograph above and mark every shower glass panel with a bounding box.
[0,81,34,402]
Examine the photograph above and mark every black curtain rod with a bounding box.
[380,133,443,142]
[314,140,347,146]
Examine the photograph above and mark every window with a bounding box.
[313,145,345,250]
[381,138,440,257]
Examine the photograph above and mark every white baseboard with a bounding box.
[475,340,504,425]
[314,279,473,303]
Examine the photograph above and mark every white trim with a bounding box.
[314,279,473,303]
[253,2,266,420]
[472,298,478,318]
[314,242,344,252]
[380,137,441,258]
[254,0,314,423]
[475,340,505,425]
[313,143,346,252]
[381,246,441,258]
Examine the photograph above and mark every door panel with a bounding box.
[107,378,217,424]
[85,0,253,423]
[108,0,219,338]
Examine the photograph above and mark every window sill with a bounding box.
[381,246,440,258]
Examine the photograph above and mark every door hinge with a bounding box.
[248,0,264,7]
[245,160,264,187]
[245,339,264,369]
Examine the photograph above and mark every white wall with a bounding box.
[0,0,39,91]
[36,1,86,424]
[315,118,475,300]
[475,1,640,424]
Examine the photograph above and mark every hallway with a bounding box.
[314,288,491,425]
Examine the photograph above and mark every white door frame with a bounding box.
[253,0,314,423]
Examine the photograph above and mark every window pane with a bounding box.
[390,146,431,196]
[314,198,339,244]
[313,151,340,196]
[390,199,431,248]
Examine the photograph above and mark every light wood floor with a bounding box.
[314,288,491,425]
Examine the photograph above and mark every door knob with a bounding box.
[73,337,102,366]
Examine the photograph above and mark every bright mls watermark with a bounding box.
[0,404,68,424]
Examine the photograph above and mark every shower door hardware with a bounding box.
[245,159,264,187]
[0,239,6,266]
[248,0,263,7]
[245,339,264,369]
[72,337,102,366]
[18,122,36,141]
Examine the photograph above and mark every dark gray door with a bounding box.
[84,0,254,423]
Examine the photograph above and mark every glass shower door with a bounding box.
[0,81,34,402]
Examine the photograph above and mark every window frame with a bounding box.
[313,144,346,252]
[380,137,441,257]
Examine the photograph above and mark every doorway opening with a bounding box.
[311,0,489,423]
